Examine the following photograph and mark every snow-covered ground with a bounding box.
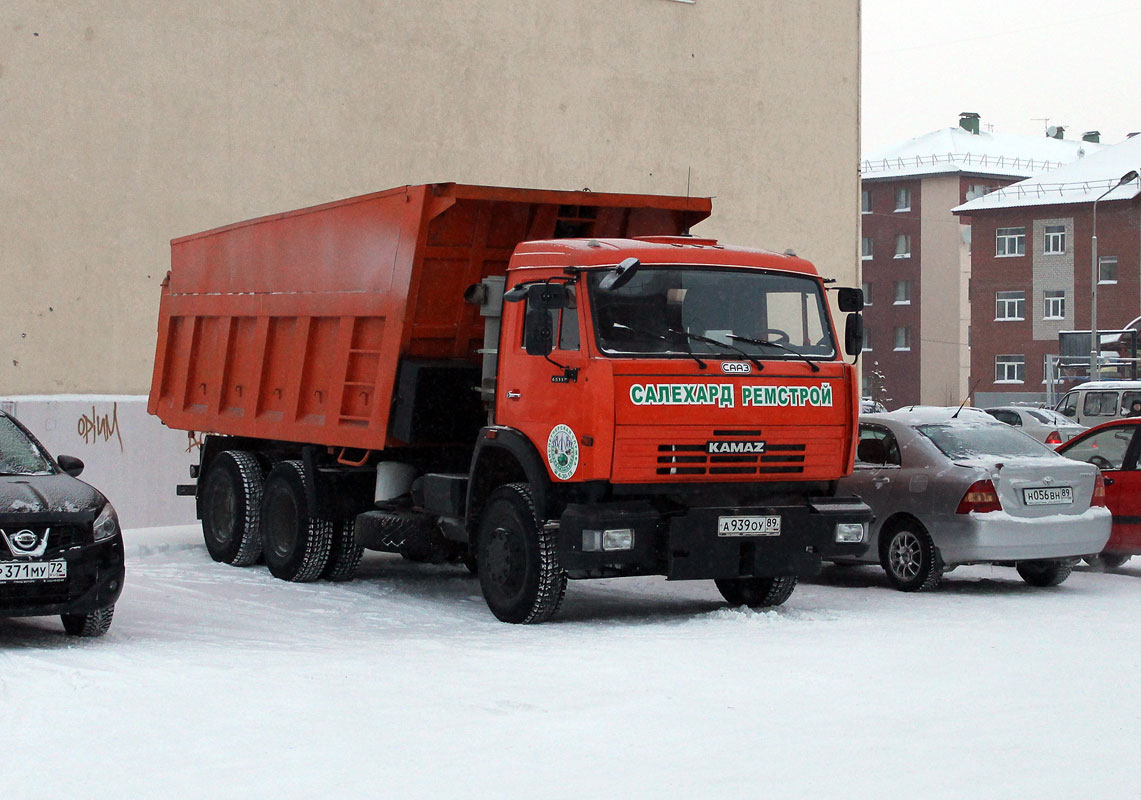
[4,526,1140,799]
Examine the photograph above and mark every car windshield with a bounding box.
[0,416,56,476]
[587,267,836,359]
[916,423,1056,460]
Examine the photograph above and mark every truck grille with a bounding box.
[655,443,806,476]
[612,425,844,483]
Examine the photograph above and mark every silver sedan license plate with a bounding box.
[717,515,781,536]
[0,560,67,583]
[1022,486,1073,506]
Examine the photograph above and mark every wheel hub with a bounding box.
[889,532,921,580]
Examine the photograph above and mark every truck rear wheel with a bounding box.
[260,460,333,582]
[715,576,797,608]
[476,483,566,624]
[200,450,265,566]
[322,518,364,582]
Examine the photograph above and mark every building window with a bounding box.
[893,326,911,351]
[862,329,872,352]
[1099,255,1118,284]
[862,237,874,260]
[893,234,911,258]
[861,190,870,214]
[1043,290,1065,320]
[894,280,911,304]
[965,184,990,201]
[996,227,1026,257]
[862,281,872,305]
[995,354,1025,383]
[894,187,911,211]
[1044,224,1066,254]
[995,290,1025,320]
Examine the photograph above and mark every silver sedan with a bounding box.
[835,409,1111,590]
[984,405,1085,445]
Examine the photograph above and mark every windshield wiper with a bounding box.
[728,334,821,372]
[608,323,707,369]
[668,329,764,372]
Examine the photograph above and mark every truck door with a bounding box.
[497,284,595,483]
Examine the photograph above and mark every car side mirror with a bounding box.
[844,313,864,356]
[837,287,864,312]
[598,257,641,291]
[1060,407,1075,417]
[56,455,85,477]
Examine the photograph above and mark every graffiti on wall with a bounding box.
[77,403,124,452]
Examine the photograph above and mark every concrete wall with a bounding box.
[3,1,860,395]
[918,175,968,405]
[0,396,198,529]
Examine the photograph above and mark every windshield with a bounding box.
[917,423,1057,460]
[587,267,836,359]
[0,415,56,475]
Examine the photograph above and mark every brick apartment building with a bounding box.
[954,133,1141,407]
[860,114,1098,407]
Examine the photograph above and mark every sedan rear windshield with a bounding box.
[917,423,1056,460]
[0,416,55,475]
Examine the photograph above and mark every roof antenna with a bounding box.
[952,378,982,419]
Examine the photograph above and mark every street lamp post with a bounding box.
[1091,169,1140,380]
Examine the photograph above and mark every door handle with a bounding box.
[1104,477,1115,486]
[505,390,522,400]
[873,477,891,488]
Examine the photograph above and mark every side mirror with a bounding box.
[837,287,864,312]
[56,455,85,477]
[524,308,554,356]
[1060,407,1075,417]
[598,257,641,291]
[844,313,864,356]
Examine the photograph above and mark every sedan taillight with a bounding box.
[1045,430,1062,445]
[1092,473,1108,507]
[956,479,1002,514]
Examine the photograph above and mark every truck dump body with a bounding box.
[148,183,710,449]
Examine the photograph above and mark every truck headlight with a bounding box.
[582,529,635,552]
[834,522,865,544]
[93,503,120,542]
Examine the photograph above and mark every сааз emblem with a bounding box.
[546,424,580,481]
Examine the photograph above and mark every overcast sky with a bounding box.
[861,0,1141,154]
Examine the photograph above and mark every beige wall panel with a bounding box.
[2,1,859,393]
[918,175,969,405]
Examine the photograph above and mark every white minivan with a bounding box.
[1054,381,1141,427]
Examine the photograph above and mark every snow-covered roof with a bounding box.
[954,133,1141,213]
[861,126,1101,181]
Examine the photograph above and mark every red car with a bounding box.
[1057,418,1141,568]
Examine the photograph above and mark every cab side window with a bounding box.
[1057,392,1078,418]
[521,287,579,352]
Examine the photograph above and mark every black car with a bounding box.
[0,410,124,636]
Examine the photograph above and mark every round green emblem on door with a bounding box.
[546,424,579,481]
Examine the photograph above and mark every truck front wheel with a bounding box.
[260,460,333,582]
[715,576,797,608]
[200,450,265,566]
[476,483,566,623]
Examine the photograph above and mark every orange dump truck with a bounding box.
[149,183,871,622]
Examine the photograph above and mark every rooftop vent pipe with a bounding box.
[959,112,980,135]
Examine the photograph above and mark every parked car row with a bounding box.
[2,403,1138,634]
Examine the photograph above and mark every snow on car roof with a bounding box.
[864,406,998,425]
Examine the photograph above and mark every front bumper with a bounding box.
[557,497,873,580]
[933,507,1112,565]
[0,536,125,619]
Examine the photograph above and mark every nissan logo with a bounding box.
[11,530,39,551]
